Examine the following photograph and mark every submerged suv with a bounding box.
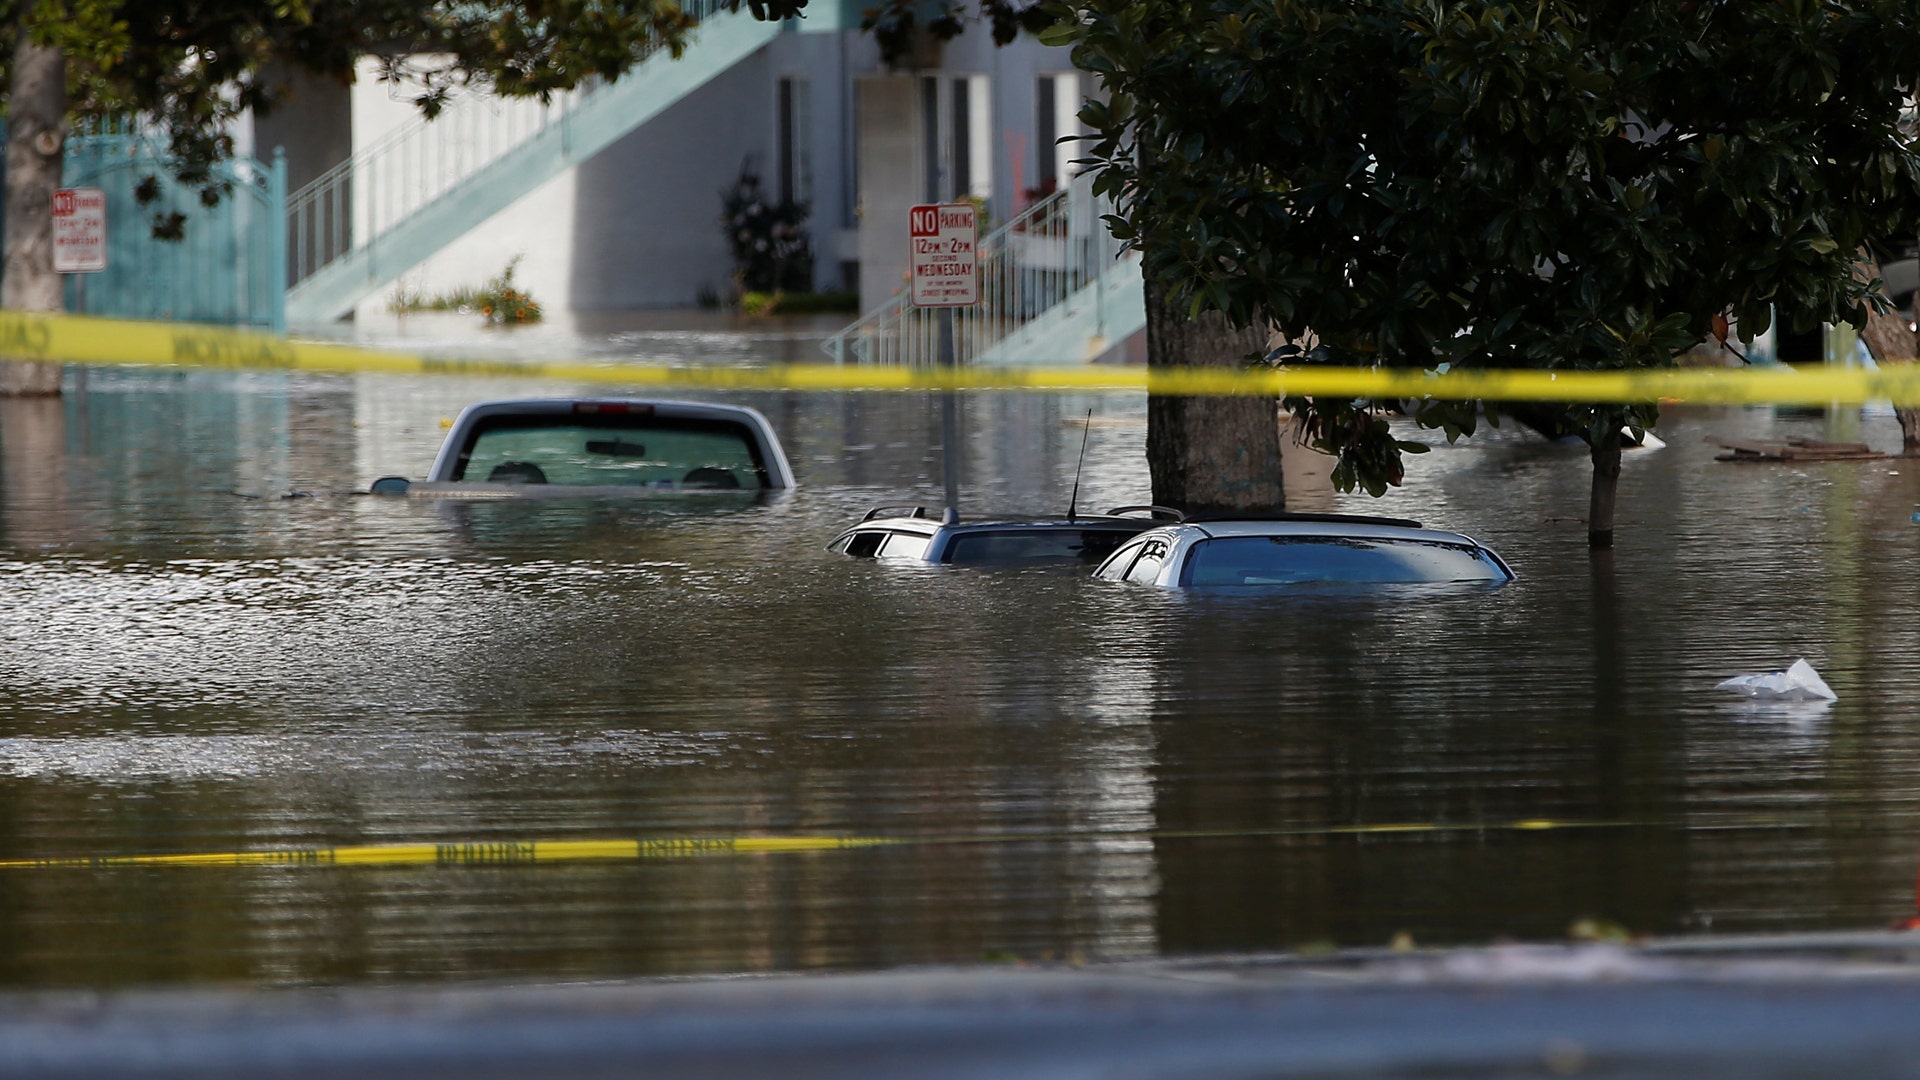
[1093,514,1514,587]
[829,505,1182,567]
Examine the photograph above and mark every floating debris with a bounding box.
[1716,659,1837,702]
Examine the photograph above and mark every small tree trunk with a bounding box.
[0,28,66,397]
[1143,259,1283,513]
[1588,427,1622,549]
[1899,403,1920,455]
[1855,251,1920,452]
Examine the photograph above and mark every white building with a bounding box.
[255,5,1095,324]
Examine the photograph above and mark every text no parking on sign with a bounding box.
[52,188,106,274]
[909,203,977,307]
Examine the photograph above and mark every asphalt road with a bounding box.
[10,933,1920,1078]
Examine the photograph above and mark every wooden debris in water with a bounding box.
[1710,435,1890,463]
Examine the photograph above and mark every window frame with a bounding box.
[449,412,775,489]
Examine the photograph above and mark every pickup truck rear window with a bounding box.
[452,414,771,488]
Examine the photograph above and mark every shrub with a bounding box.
[720,160,812,297]
[476,258,541,325]
[389,256,542,325]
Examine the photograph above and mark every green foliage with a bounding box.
[737,289,857,316]
[1053,0,1920,494]
[390,257,541,325]
[389,277,482,315]
[859,1,1054,66]
[720,161,812,294]
[475,258,541,325]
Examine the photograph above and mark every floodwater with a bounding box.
[2,312,1920,988]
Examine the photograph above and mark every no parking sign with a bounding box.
[908,203,977,307]
[52,187,106,273]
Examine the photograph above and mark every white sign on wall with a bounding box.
[908,203,978,307]
[52,187,107,274]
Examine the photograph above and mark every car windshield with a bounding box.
[944,528,1136,566]
[1181,535,1508,586]
[454,415,769,489]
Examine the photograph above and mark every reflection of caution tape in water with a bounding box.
[7,311,1920,405]
[0,818,1811,870]
[0,836,900,870]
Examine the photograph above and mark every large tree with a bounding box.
[1051,0,1920,545]
[1856,247,1920,451]
[0,0,808,393]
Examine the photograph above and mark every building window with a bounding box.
[952,78,972,201]
[1034,73,1079,202]
[921,76,942,203]
[919,75,992,205]
[960,76,990,202]
[777,77,812,206]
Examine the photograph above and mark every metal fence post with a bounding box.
[269,148,289,333]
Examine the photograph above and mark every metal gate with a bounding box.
[0,120,288,330]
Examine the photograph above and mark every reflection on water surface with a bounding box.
[3,355,1920,987]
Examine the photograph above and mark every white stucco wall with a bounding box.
[569,51,771,309]
[336,27,1084,315]
[347,56,579,319]
[350,172,577,324]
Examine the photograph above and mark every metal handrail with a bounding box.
[821,172,1138,366]
[285,0,732,289]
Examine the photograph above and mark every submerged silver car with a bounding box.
[1092,514,1514,587]
[371,398,795,497]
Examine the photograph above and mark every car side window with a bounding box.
[1124,539,1169,584]
[878,532,930,560]
[839,531,886,558]
[1096,539,1148,581]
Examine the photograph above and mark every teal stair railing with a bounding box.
[821,173,1145,367]
[285,1,781,324]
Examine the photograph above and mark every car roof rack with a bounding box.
[1184,511,1423,529]
[862,505,932,522]
[1104,504,1186,521]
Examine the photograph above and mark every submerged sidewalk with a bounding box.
[9,932,1920,1078]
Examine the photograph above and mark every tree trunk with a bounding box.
[1588,427,1622,549]
[0,28,66,397]
[1855,252,1920,452]
[1142,259,1284,514]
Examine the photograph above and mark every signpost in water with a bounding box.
[910,203,980,524]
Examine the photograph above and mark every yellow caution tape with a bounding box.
[0,819,1708,870]
[3,311,1913,405]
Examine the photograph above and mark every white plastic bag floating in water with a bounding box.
[1716,659,1837,702]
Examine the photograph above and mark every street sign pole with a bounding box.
[53,187,107,402]
[908,203,979,526]
[938,307,960,523]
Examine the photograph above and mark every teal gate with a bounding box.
[61,123,288,330]
[26,121,289,331]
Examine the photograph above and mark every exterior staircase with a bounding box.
[285,1,783,324]
[821,173,1146,367]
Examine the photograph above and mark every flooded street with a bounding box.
[3,316,1920,988]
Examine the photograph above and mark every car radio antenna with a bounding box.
[1066,409,1093,522]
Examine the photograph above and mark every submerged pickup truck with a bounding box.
[370,398,795,497]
